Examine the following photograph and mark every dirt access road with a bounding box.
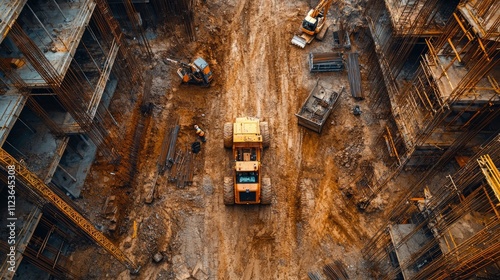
[75,0,395,279]
[149,0,387,278]
[200,0,365,278]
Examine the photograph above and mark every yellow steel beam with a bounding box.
[487,75,500,94]
[478,154,500,206]
[482,186,500,219]
[447,38,461,63]
[477,37,491,62]
[385,126,401,166]
[453,12,474,41]
[0,148,139,272]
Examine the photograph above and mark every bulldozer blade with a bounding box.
[291,35,307,48]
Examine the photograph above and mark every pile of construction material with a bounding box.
[309,52,344,72]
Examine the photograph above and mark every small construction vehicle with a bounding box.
[166,57,213,86]
[223,117,271,205]
[291,0,333,48]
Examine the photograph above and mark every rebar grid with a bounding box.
[362,0,500,207]
[363,134,500,279]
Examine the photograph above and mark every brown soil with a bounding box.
[69,0,410,279]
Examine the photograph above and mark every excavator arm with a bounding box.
[165,58,190,68]
[310,0,333,18]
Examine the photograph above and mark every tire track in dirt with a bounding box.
[201,0,277,276]
[263,2,308,279]
[200,0,309,278]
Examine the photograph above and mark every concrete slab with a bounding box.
[417,128,492,148]
[389,224,434,279]
[459,2,500,40]
[0,91,26,146]
[383,0,448,36]
[438,211,491,254]
[2,106,67,180]
[0,0,28,44]
[367,13,499,157]
[426,54,500,104]
[51,134,97,198]
[6,0,96,86]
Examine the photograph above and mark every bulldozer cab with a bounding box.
[236,171,258,183]
[234,160,260,203]
[193,57,209,72]
[233,145,261,204]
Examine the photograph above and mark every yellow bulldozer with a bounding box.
[223,117,271,205]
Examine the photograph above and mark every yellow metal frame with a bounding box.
[233,117,262,143]
[478,154,500,206]
[0,148,139,271]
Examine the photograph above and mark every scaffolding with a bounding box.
[383,0,458,36]
[0,0,144,278]
[361,0,500,208]
[396,0,498,160]
[0,0,143,161]
[106,0,197,45]
[363,134,500,279]
[0,148,139,272]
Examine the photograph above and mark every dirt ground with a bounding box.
[68,0,414,279]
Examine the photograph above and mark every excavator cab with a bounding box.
[302,14,318,33]
[291,0,332,48]
[302,10,325,34]
[192,57,213,85]
[171,57,213,86]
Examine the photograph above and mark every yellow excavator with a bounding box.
[291,0,333,48]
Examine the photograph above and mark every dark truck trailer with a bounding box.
[295,80,343,133]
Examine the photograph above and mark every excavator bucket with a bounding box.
[291,35,307,48]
